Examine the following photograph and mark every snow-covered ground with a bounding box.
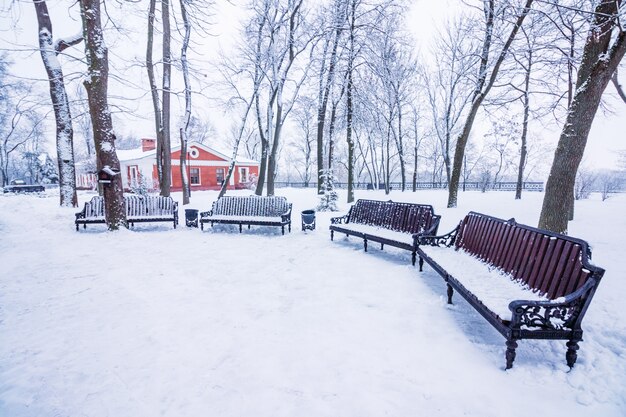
[1,188,624,417]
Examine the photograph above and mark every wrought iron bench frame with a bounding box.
[199,195,293,235]
[75,195,179,230]
[417,211,605,369]
[329,199,441,265]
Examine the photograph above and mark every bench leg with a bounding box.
[446,283,454,304]
[380,243,384,250]
[201,222,204,231]
[76,223,79,232]
[331,230,334,241]
[239,224,242,233]
[505,339,518,369]
[282,225,285,235]
[566,338,581,368]
[288,223,291,233]
[418,255,423,271]
[248,224,251,229]
[364,237,368,252]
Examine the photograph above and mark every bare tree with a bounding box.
[33,0,81,207]
[179,0,191,205]
[539,0,626,233]
[424,17,474,186]
[316,0,346,194]
[447,0,534,208]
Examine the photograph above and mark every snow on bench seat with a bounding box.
[331,223,416,246]
[419,245,548,319]
[209,215,283,223]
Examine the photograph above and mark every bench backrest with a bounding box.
[454,211,603,300]
[83,195,177,218]
[126,195,177,217]
[212,195,291,217]
[348,199,439,234]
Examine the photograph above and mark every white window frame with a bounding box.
[129,165,139,187]
[239,167,248,183]
[216,167,225,185]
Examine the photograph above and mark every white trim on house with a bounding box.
[118,141,259,166]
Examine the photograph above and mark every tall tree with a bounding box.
[79,0,127,230]
[33,0,81,207]
[538,0,626,233]
[160,0,172,197]
[316,0,345,194]
[146,0,164,189]
[179,0,191,205]
[446,0,534,208]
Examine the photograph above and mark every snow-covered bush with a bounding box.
[317,169,339,212]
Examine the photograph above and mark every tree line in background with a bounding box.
[1,0,626,232]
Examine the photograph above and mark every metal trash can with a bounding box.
[301,209,316,231]
[185,209,199,228]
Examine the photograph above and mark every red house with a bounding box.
[116,139,260,192]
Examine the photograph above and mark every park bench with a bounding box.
[417,211,605,369]
[329,199,441,265]
[200,195,292,235]
[75,195,179,230]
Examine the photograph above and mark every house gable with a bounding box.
[172,143,229,162]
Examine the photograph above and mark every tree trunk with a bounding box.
[515,53,531,200]
[160,0,172,197]
[346,68,354,203]
[179,0,191,205]
[79,0,127,230]
[267,92,283,197]
[539,0,626,233]
[397,98,405,191]
[33,0,78,207]
[146,0,163,190]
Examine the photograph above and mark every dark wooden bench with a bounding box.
[200,195,292,235]
[417,211,605,369]
[330,199,441,265]
[75,195,179,230]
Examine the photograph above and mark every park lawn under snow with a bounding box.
[0,188,625,417]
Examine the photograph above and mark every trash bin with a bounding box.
[185,209,199,228]
[301,209,316,231]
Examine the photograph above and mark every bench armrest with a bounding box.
[330,214,349,224]
[508,279,599,331]
[418,226,459,248]
[200,210,213,219]
[281,204,292,222]
[75,205,87,220]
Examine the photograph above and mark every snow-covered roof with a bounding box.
[117,141,259,165]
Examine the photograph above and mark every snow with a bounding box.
[419,245,548,319]
[208,215,285,223]
[331,222,416,245]
[1,188,625,417]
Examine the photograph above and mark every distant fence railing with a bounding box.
[273,181,545,192]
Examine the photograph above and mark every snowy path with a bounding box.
[0,189,624,417]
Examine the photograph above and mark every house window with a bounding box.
[240,167,248,183]
[190,167,200,185]
[216,168,225,185]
